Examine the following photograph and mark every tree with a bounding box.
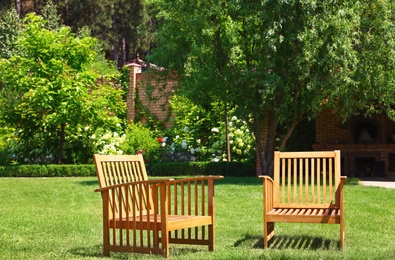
[0,13,125,164]
[149,0,364,175]
[0,6,22,59]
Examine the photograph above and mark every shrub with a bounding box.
[150,161,256,177]
[121,122,161,161]
[0,164,96,177]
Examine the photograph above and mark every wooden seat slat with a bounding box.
[260,150,346,249]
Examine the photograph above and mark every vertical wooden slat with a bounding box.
[273,151,280,206]
[317,158,321,204]
[111,188,116,246]
[201,180,206,239]
[131,184,137,247]
[188,180,192,239]
[293,158,297,203]
[194,180,199,239]
[329,158,333,203]
[119,186,124,246]
[311,158,315,203]
[323,158,327,204]
[138,183,144,247]
[305,158,309,204]
[335,150,341,205]
[287,159,291,204]
[299,158,303,204]
[145,183,151,248]
[181,182,185,239]
[125,185,130,247]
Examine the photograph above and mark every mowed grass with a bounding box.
[0,177,394,259]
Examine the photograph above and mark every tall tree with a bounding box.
[0,14,124,164]
[149,0,366,175]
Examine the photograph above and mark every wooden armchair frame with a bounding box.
[94,154,223,257]
[259,150,346,249]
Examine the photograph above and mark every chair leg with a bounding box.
[160,230,169,257]
[264,221,275,248]
[340,220,345,249]
[103,225,110,256]
[209,224,215,251]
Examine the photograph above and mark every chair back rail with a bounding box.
[273,150,341,208]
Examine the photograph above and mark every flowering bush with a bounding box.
[157,96,256,163]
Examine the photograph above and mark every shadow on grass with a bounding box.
[78,180,99,186]
[68,245,103,258]
[69,244,202,258]
[215,177,262,186]
[234,234,339,250]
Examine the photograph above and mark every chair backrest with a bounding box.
[273,150,341,208]
[94,154,153,216]
[94,154,149,188]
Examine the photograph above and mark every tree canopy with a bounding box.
[149,0,395,175]
[0,13,125,164]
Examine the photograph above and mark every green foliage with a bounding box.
[151,161,255,177]
[160,95,256,163]
[0,6,22,58]
[0,13,125,164]
[148,0,395,174]
[121,122,160,161]
[0,164,96,177]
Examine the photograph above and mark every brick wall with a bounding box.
[314,109,395,178]
[126,63,177,129]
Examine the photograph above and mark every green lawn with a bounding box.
[0,177,394,259]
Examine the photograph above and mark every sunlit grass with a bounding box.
[0,177,394,259]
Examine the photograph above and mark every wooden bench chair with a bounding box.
[93,154,223,257]
[259,150,346,249]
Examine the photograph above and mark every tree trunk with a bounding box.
[57,123,66,164]
[225,100,231,162]
[15,0,24,18]
[255,111,278,177]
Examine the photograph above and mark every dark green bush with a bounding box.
[0,164,96,177]
[150,161,256,177]
[0,161,255,177]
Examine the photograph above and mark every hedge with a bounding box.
[150,161,256,177]
[0,161,256,177]
[0,164,96,177]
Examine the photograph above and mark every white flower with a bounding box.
[211,127,219,133]
[183,126,189,132]
[163,136,168,142]
[176,135,180,139]
[196,139,201,144]
[190,148,195,154]
[181,141,188,149]
[232,116,237,121]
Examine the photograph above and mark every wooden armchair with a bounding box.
[259,150,346,249]
[93,154,223,257]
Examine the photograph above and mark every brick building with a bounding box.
[314,109,395,178]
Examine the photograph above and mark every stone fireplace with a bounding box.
[314,110,395,178]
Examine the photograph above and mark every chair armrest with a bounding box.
[259,175,274,213]
[338,176,347,209]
